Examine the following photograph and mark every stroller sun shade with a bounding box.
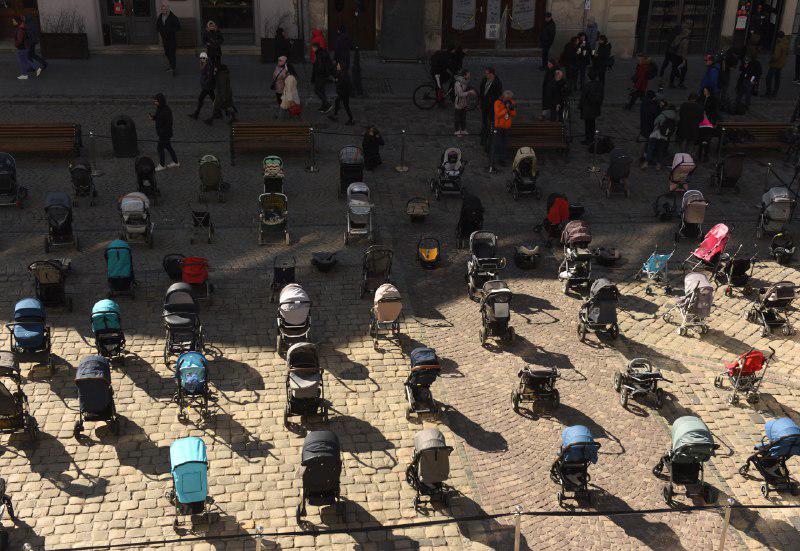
[301,430,340,465]
[763,418,800,458]
[560,425,600,463]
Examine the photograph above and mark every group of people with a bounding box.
[10,14,46,80]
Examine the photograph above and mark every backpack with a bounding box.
[659,117,676,138]
[647,61,658,80]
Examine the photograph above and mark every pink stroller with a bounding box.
[669,153,696,192]
[683,223,730,273]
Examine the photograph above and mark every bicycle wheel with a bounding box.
[413,84,438,110]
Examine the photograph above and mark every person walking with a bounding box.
[156,2,180,75]
[11,15,41,80]
[677,93,704,151]
[280,64,301,120]
[541,58,557,119]
[592,35,612,85]
[659,24,682,80]
[667,25,690,89]
[205,64,236,125]
[765,31,789,97]
[333,25,352,71]
[311,42,334,112]
[643,99,676,170]
[150,93,179,171]
[539,13,556,71]
[585,17,599,51]
[202,20,224,67]
[735,56,762,113]
[699,53,721,97]
[453,69,476,136]
[328,62,354,125]
[190,52,215,120]
[701,86,719,124]
[24,13,46,70]
[479,66,503,146]
[624,53,654,110]
[579,69,604,145]
[271,56,290,106]
[362,126,385,170]
[544,69,567,121]
[492,91,516,165]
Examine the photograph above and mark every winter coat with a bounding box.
[576,41,591,67]
[702,94,719,124]
[737,60,763,89]
[272,64,288,94]
[632,62,650,92]
[560,42,578,68]
[579,80,604,120]
[699,64,720,95]
[334,69,352,97]
[202,29,224,59]
[543,77,567,111]
[639,96,659,138]
[333,31,352,68]
[213,67,234,109]
[156,11,181,45]
[594,42,611,71]
[280,74,300,109]
[453,75,471,110]
[677,100,704,142]
[200,62,215,91]
[362,132,385,162]
[479,75,503,112]
[13,24,27,50]
[494,98,516,129]
[153,94,173,139]
[585,22,599,50]
[430,49,452,76]
[649,107,677,141]
[311,47,333,83]
[310,29,326,63]
[540,19,556,48]
[274,29,291,61]
[769,36,790,69]
[669,28,691,59]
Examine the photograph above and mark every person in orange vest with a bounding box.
[492,90,516,166]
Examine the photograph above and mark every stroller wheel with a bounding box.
[551,389,560,408]
[506,327,516,345]
[613,372,622,392]
[761,484,769,499]
[791,484,800,496]
[729,393,739,405]
[511,390,520,412]
[562,281,569,295]
[534,188,543,200]
[662,312,673,324]
[782,325,792,336]
[645,286,653,296]
[761,327,771,338]
[654,388,665,408]
[663,485,673,505]
[479,328,487,346]
[746,393,759,404]
[619,389,629,409]
[609,324,620,339]
[678,326,687,337]
[577,322,587,342]
[738,463,750,476]
[557,491,564,508]
[699,325,709,336]
[713,374,724,389]
[725,287,733,298]
[653,461,664,476]
[704,485,718,504]
[511,187,519,201]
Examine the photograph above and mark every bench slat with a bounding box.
[0,124,80,155]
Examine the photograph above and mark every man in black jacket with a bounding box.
[190,52,215,120]
[311,42,334,112]
[479,66,503,146]
[156,2,181,75]
[328,62,354,125]
[539,13,556,71]
[579,69,604,144]
[735,57,762,113]
[150,93,179,171]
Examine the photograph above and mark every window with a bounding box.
[201,0,254,30]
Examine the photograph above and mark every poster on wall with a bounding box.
[485,0,501,39]
[511,0,535,30]
[452,0,476,31]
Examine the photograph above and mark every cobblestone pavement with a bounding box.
[1,56,800,550]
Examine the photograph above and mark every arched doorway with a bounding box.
[328,0,376,50]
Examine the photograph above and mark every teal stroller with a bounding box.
[168,436,212,530]
[175,351,213,422]
[636,248,674,295]
[105,240,136,298]
[91,299,125,361]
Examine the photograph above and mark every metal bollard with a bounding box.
[717,127,725,163]
[488,129,497,173]
[256,525,265,549]
[305,128,319,173]
[395,129,409,173]
[588,129,601,173]
[763,162,772,190]
[89,131,104,177]
[717,498,735,551]
[513,505,523,551]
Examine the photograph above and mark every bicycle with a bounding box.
[413,78,479,111]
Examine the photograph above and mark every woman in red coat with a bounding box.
[310,29,327,63]
[624,54,653,110]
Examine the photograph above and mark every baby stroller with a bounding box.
[162,283,204,364]
[277,283,311,354]
[577,278,619,341]
[636,248,674,294]
[189,208,213,244]
[135,156,159,205]
[361,245,393,298]
[430,147,464,199]
[613,358,669,409]
[714,347,774,405]
[175,351,213,421]
[180,257,212,300]
[370,283,402,349]
[118,192,154,247]
[44,191,78,253]
[73,355,119,437]
[739,418,800,497]
[747,282,796,336]
[466,231,504,298]
[6,298,52,375]
[757,186,795,238]
[599,148,632,198]
[297,430,342,521]
[456,194,484,249]
[338,145,364,197]
[28,259,71,311]
[550,425,601,507]
[675,190,708,241]
[536,193,571,245]
[507,147,541,200]
[0,152,25,208]
[270,255,296,303]
[344,182,373,245]
[512,365,560,412]
[669,152,696,192]
[105,240,136,298]
[258,193,290,245]
[0,351,37,441]
[663,272,714,336]
[284,342,327,427]
[91,299,125,360]
[263,155,284,193]
[558,221,593,295]
[709,152,745,193]
[771,233,795,265]
[198,154,225,203]
[653,416,718,505]
[406,347,441,416]
[168,437,211,530]
[683,223,730,273]
[69,157,96,206]
[406,428,453,509]
[479,280,514,345]
[715,244,755,297]
[417,237,442,269]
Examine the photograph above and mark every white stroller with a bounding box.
[669,153,696,192]
[676,190,708,241]
[344,182,373,245]
[370,283,402,349]
[757,186,795,238]
[663,272,714,336]
[118,192,154,247]
[277,283,311,355]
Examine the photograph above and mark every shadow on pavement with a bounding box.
[442,407,508,453]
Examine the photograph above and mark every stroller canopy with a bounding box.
[607,148,632,180]
[70,157,91,174]
[671,152,695,176]
[469,231,497,258]
[135,156,156,174]
[410,347,439,368]
[671,416,715,461]
[279,284,311,325]
[561,220,591,247]
[164,282,197,313]
[0,380,19,416]
[286,342,319,369]
[763,418,800,458]
[119,192,150,214]
[170,436,208,504]
[0,152,15,171]
[91,299,121,332]
[560,425,600,464]
[106,240,133,279]
[374,283,401,304]
[176,351,207,393]
[681,272,714,317]
[442,147,463,166]
[14,298,45,321]
[726,349,765,376]
[76,355,113,413]
[263,155,284,177]
[199,155,221,188]
[481,279,511,301]
[339,145,364,165]
[461,194,484,216]
[414,428,452,484]
[45,191,72,211]
[762,186,794,223]
[29,260,64,285]
[761,281,796,308]
[364,246,393,275]
[546,194,570,226]
[302,430,341,465]
[693,224,730,263]
[259,193,288,217]
[513,147,537,176]
[590,278,619,301]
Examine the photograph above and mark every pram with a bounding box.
[28,259,71,311]
[198,154,225,203]
[270,255,296,303]
[577,278,619,341]
[406,197,430,222]
[284,342,327,426]
[417,237,442,269]
[162,283,204,364]
[466,231,504,298]
[739,418,800,497]
[714,347,774,404]
[277,283,311,354]
[599,148,632,198]
[69,157,96,206]
[675,190,708,241]
[512,365,559,412]
[636,248,674,295]
[257,192,290,245]
[44,191,78,253]
[558,221,593,295]
[479,279,514,345]
[614,358,669,409]
[715,244,755,296]
[370,283,402,349]
[134,156,159,205]
[189,208,213,244]
[163,253,184,281]
[361,245,393,298]
[709,152,745,193]
[6,298,52,375]
[168,437,211,530]
[430,147,465,199]
[663,272,714,336]
[405,428,453,508]
[550,425,601,507]
[180,257,212,300]
[297,430,342,520]
[683,223,730,274]
[771,233,795,265]
[757,186,795,238]
[263,155,284,193]
[406,347,442,416]
[747,282,796,336]
[73,355,119,437]
[669,152,696,192]
[338,145,364,197]
[507,147,541,200]
[118,192,154,247]
[91,299,125,360]
[536,193,571,245]
[456,194,484,249]
[344,182,373,245]
[0,152,25,208]
[105,240,136,298]
[653,416,718,505]
[174,351,213,421]
[0,351,37,441]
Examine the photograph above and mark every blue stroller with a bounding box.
[550,425,600,507]
[6,298,52,375]
[105,240,136,298]
[168,436,211,530]
[636,248,674,294]
[740,417,800,497]
[406,347,442,417]
[74,355,119,437]
[91,299,125,361]
[175,351,213,422]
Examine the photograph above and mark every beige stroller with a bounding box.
[370,283,402,348]
[118,192,154,247]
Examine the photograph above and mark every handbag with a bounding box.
[288,102,303,116]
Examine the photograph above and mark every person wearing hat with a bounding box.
[190,51,216,120]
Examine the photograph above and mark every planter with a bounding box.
[261,37,305,64]
[40,33,89,59]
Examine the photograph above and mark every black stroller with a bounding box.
[715,244,755,297]
[162,283,204,364]
[74,355,119,437]
[577,278,619,341]
[135,156,160,205]
[406,428,453,509]
[599,148,632,198]
[739,417,800,497]
[338,145,364,197]
[28,260,71,311]
[558,221,593,295]
[284,342,328,427]
[69,157,96,206]
[479,279,515,345]
[771,233,795,265]
[297,430,343,521]
[456,194,484,249]
[466,230,505,298]
[507,147,541,200]
[613,358,669,409]
[747,282,796,336]
[512,365,560,412]
[0,152,25,208]
[653,415,718,505]
[270,255,296,303]
[44,191,79,253]
[550,425,601,507]
[0,352,37,441]
[406,347,441,417]
[709,152,744,193]
[360,245,393,298]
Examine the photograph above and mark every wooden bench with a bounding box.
[504,122,569,154]
[0,124,82,156]
[230,122,313,165]
[720,122,792,153]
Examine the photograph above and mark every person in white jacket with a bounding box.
[453,69,476,137]
[280,64,301,119]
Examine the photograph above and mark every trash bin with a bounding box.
[110,115,138,158]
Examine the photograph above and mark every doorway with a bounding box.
[100,0,157,45]
[200,0,255,45]
[0,0,39,41]
[635,0,726,56]
[328,0,376,50]
[441,0,547,50]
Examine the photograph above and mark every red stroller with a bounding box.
[180,257,213,300]
[714,348,774,405]
[683,223,730,273]
[535,193,570,245]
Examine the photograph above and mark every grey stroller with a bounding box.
[757,186,795,238]
[558,221,593,296]
[405,428,453,509]
[675,190,708,241]
[344,182,373,245]
[577,278,619,341]
[663,272,713,336]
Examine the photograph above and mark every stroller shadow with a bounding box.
[327,415,397,471]
[619,293,661,318]
[323,347,380,391]
[451,494,529,550]
[615,337,691,374]
[206,411,273,462]
[728,496,800,551]
[551,404,625,456]
[205,512,279,550]
[702,328,753,357]
[317,500,420,549]
[512,294,560,325]
[210,356,264,406]
[438,355,464,378]
[441,407,508,453]
[106,414,169,477]
[8,516,45,551]
[122,352,176,401]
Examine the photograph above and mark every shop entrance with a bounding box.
[635,0,726,56]
[200,0,255,45]
[327,0,376,50]
[441,0,547,49]
[100,0,157,45]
